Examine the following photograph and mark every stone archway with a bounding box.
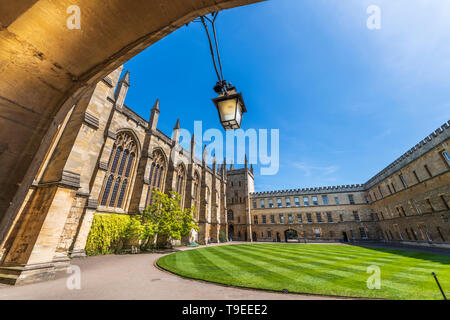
[0,0,264,284]
[0,0,263,242]
[284,229,298,242]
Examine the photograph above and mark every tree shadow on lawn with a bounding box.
[349,244,450,266]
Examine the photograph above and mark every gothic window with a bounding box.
[175,164,186,200]
[147,149,167,205]
[100,132,138,209]
[192,172,200,213]
[227,209,234,221]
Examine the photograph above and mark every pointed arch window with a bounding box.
[176,165,185,196]
[99,132,138,209]
[147,150,167,206]
[192,172,201,219]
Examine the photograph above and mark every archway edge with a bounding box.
[0,0,265,243]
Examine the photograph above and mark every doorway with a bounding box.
[342,232,348,242]
[284,229,298,242]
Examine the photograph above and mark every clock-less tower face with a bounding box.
[226,167,254,241]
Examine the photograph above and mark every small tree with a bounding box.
[126,215,156,251]
[145,190,199,248]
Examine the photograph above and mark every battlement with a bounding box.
[250,120,449,197]
[364,120,449,189]
[250,184,365,198]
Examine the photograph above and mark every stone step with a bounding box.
[0,273,19,285]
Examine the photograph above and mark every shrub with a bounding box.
[219,231,227,243]
[85,213,131,255]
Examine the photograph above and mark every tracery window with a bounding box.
[175,164,186,201]
[147,149,167,206]
[192,172,200,211]
[100,132,138,209]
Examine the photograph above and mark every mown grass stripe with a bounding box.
[157,244,450,299]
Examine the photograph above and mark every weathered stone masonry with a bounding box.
[0,65,448,285]
[228,122,449,248]
[0,67,227,284]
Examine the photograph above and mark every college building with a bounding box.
[227,122,450,247]
[0,66,448,285]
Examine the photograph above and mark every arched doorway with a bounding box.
[252,232,257,241]
[228,225,234,240]
[285,229,298,242]
[342,232,349,242]
[0,0,263,279]
[276,232,281,242]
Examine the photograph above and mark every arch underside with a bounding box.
[0,0,264,242]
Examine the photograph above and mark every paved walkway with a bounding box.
[0,242,341,300]
[2,241,444,300]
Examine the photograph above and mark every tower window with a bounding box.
[303,197,309,206]
[441,151,450,166]
[285,198,291,207]
[424,165,432,178]
[316,212,322,223]
[322,195,328,205]
[440,195,449,209]
[312,196,318,205]
[399,174,408,188]
[413,170,420,183]
[359,228,368,239]
[348,194,355,204]
[326,212,333,223]
[277,198,282,208]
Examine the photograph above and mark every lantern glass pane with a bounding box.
[217,97,238,122]
[235,102,243,127]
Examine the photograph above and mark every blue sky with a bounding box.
[122,0,450,192]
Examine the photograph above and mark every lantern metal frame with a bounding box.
[212,91,247,130]
[192,12,247,130]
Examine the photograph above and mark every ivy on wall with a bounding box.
[85,213,131,255]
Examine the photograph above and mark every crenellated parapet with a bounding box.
[250,184,365,198]
[364,120,449,189]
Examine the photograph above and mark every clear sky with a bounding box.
[122,0,450,192]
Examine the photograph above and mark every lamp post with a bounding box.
[198,13,247,130]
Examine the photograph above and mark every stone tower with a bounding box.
[226,157,255,241]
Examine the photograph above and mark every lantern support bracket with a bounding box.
[195,13,232,95]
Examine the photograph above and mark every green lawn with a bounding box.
[157,243,450,300]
